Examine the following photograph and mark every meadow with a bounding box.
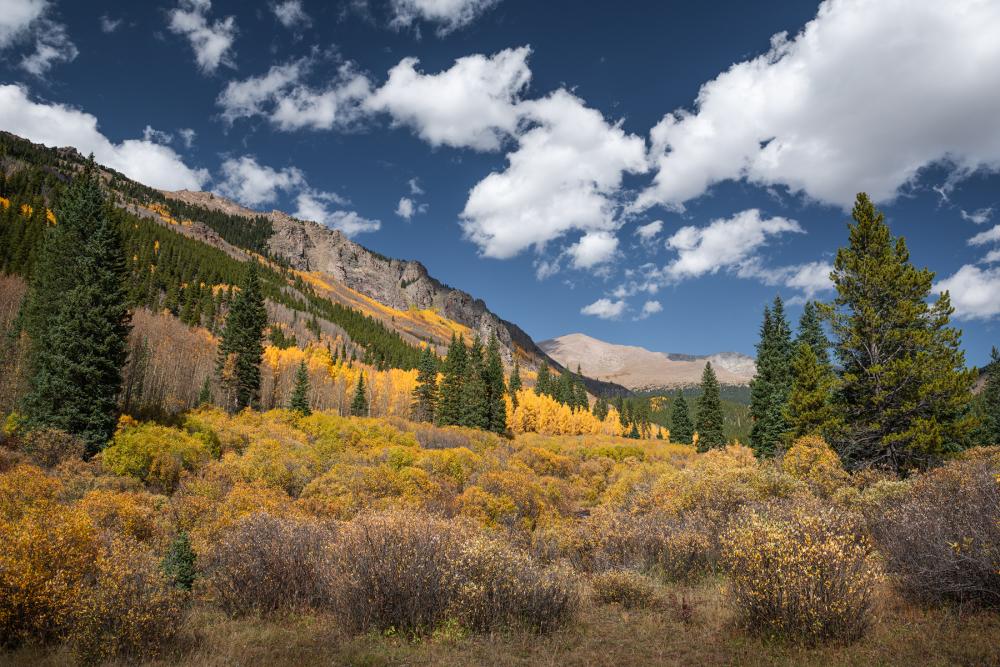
[2,409,997,666]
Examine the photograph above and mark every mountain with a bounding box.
[539,333,756,390]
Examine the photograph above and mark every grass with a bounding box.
[8,580,999,667]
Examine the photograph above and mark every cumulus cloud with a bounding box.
[581,297,626,320]
[215,155,305,207]
[962,207,994,226]
[664,209,802,281]
[389,0,500,36]
[295,191,381,236]
[408,177,424,195]
[567,231,619,270]
[461,88,648,259]
[271,0,310,29]
[0,0,47,47]
[396,196,428,220]
[99,14,122,33]
[178,128,197,148]
[634,220,663,244]
[935,264,1000,320]
[168,0,237,74]
[969,225,1000,247]
[0,0,77,77]
[0,84,208,190]
[217,58,371,130]
[366,47,530,151]
[636,0,1000,212]
[19,20,77,77]
[637,299,662,320]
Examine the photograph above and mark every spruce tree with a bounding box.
[695,362,725,452]
[749,296,793,456]
[592,395,609,421]
[508,361,522,409]
[796,300,831,367]
[289,360,311,415]
[461,336,489,429]
[216,262,267,413]
[483,334,507,434]
[977,347,1000,445]
[785,342,838,441]
[820,193,976,470]
[197,376,213,406]
[670,390,694,444]
[21,165,131,455]
[350,372,368,417]
[535,361,551,396]
[436,335,466,426]
[411,345,438,422]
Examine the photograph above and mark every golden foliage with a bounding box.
[782,435,849,498]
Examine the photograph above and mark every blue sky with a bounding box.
[1,0,999,364]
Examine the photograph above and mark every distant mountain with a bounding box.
[539,333,756,390]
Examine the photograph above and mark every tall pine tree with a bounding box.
[796,300,831,367]
[21,164,131,455]
[820,193,976,471]
[350,372,368,417]
[460,336,489,429]
[670,390,694,445]
[535,361,551,396]
[695,362,725,452]
[749,296,793,456]
[435,334,466,426]
[289,360,312,415]
[483,334,507,434]
[785,342,838,441]
[976,347,1000,445]
[411,345,438,422]
[216,262,267,413]
[508,361,522,410]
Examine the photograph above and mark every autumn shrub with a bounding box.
[591,570,659,609]
[782,435,849,498]
[0,500,100,647]
[722,505,882,644]
[17,428,85,468]
[78,488,161,543]
[101,422,213,491]
[201,512,335,616]
[447,533,578,633]
[868,456,1000,607]
[69,537,183,663]
[412,424,475,450]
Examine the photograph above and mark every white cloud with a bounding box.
[634,219,663,243]
[295,191,381,236]
[581,297,626,320]
[99,14,121,33]
[0,84,208,191]
[367,47,530,151]
[396,196,427,220]
[637,299,662,319]
[961,207,994,225]
[982,249,1000,264]
[178,128,197,148]
[19,20,77,77]
[969,225,1000,247]
[935,264,1000,320]
[215,155,305,207]
[567,231,619,270]
[271,0,310,29]
[217,59,371,131]
[389,0,500,36]
[168,0,237,75]
[665,209,802,281]
[461,88,648,259]
[408,177,424,195]
[636,0,1000,212]
[142,125,173,144]
[0,0,46,47]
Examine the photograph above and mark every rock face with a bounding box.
[540,333,756,390]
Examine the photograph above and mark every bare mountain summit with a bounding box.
[539,333,756,390]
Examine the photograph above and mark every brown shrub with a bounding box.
[722,505,882,644]
[17,428,85,468]
[591,570,659,609]
[201,512,336,616]
[868,456,1000,608]
[412,424,475,450]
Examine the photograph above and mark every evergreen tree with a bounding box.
[820,193,976,471]
[436,334,467,426]
[796,300,831,367]
[670,390,694,445]
[483,334,507,434]
[197,376,213,406]
[411,345,438,422]
[749,296,793,456]
[216,262,267,412]
[21,165,131,455]
[289,360,312,415]
[162,532,197,591]
[350,372,368,417]
[535,361,551,396]
[695,362,725,452]
[508,361,522,409]
[976,347,1000,445]
[627,422,640,439]
[785,342,838,441]
[461,336,489,429]
[592,396,609,421]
